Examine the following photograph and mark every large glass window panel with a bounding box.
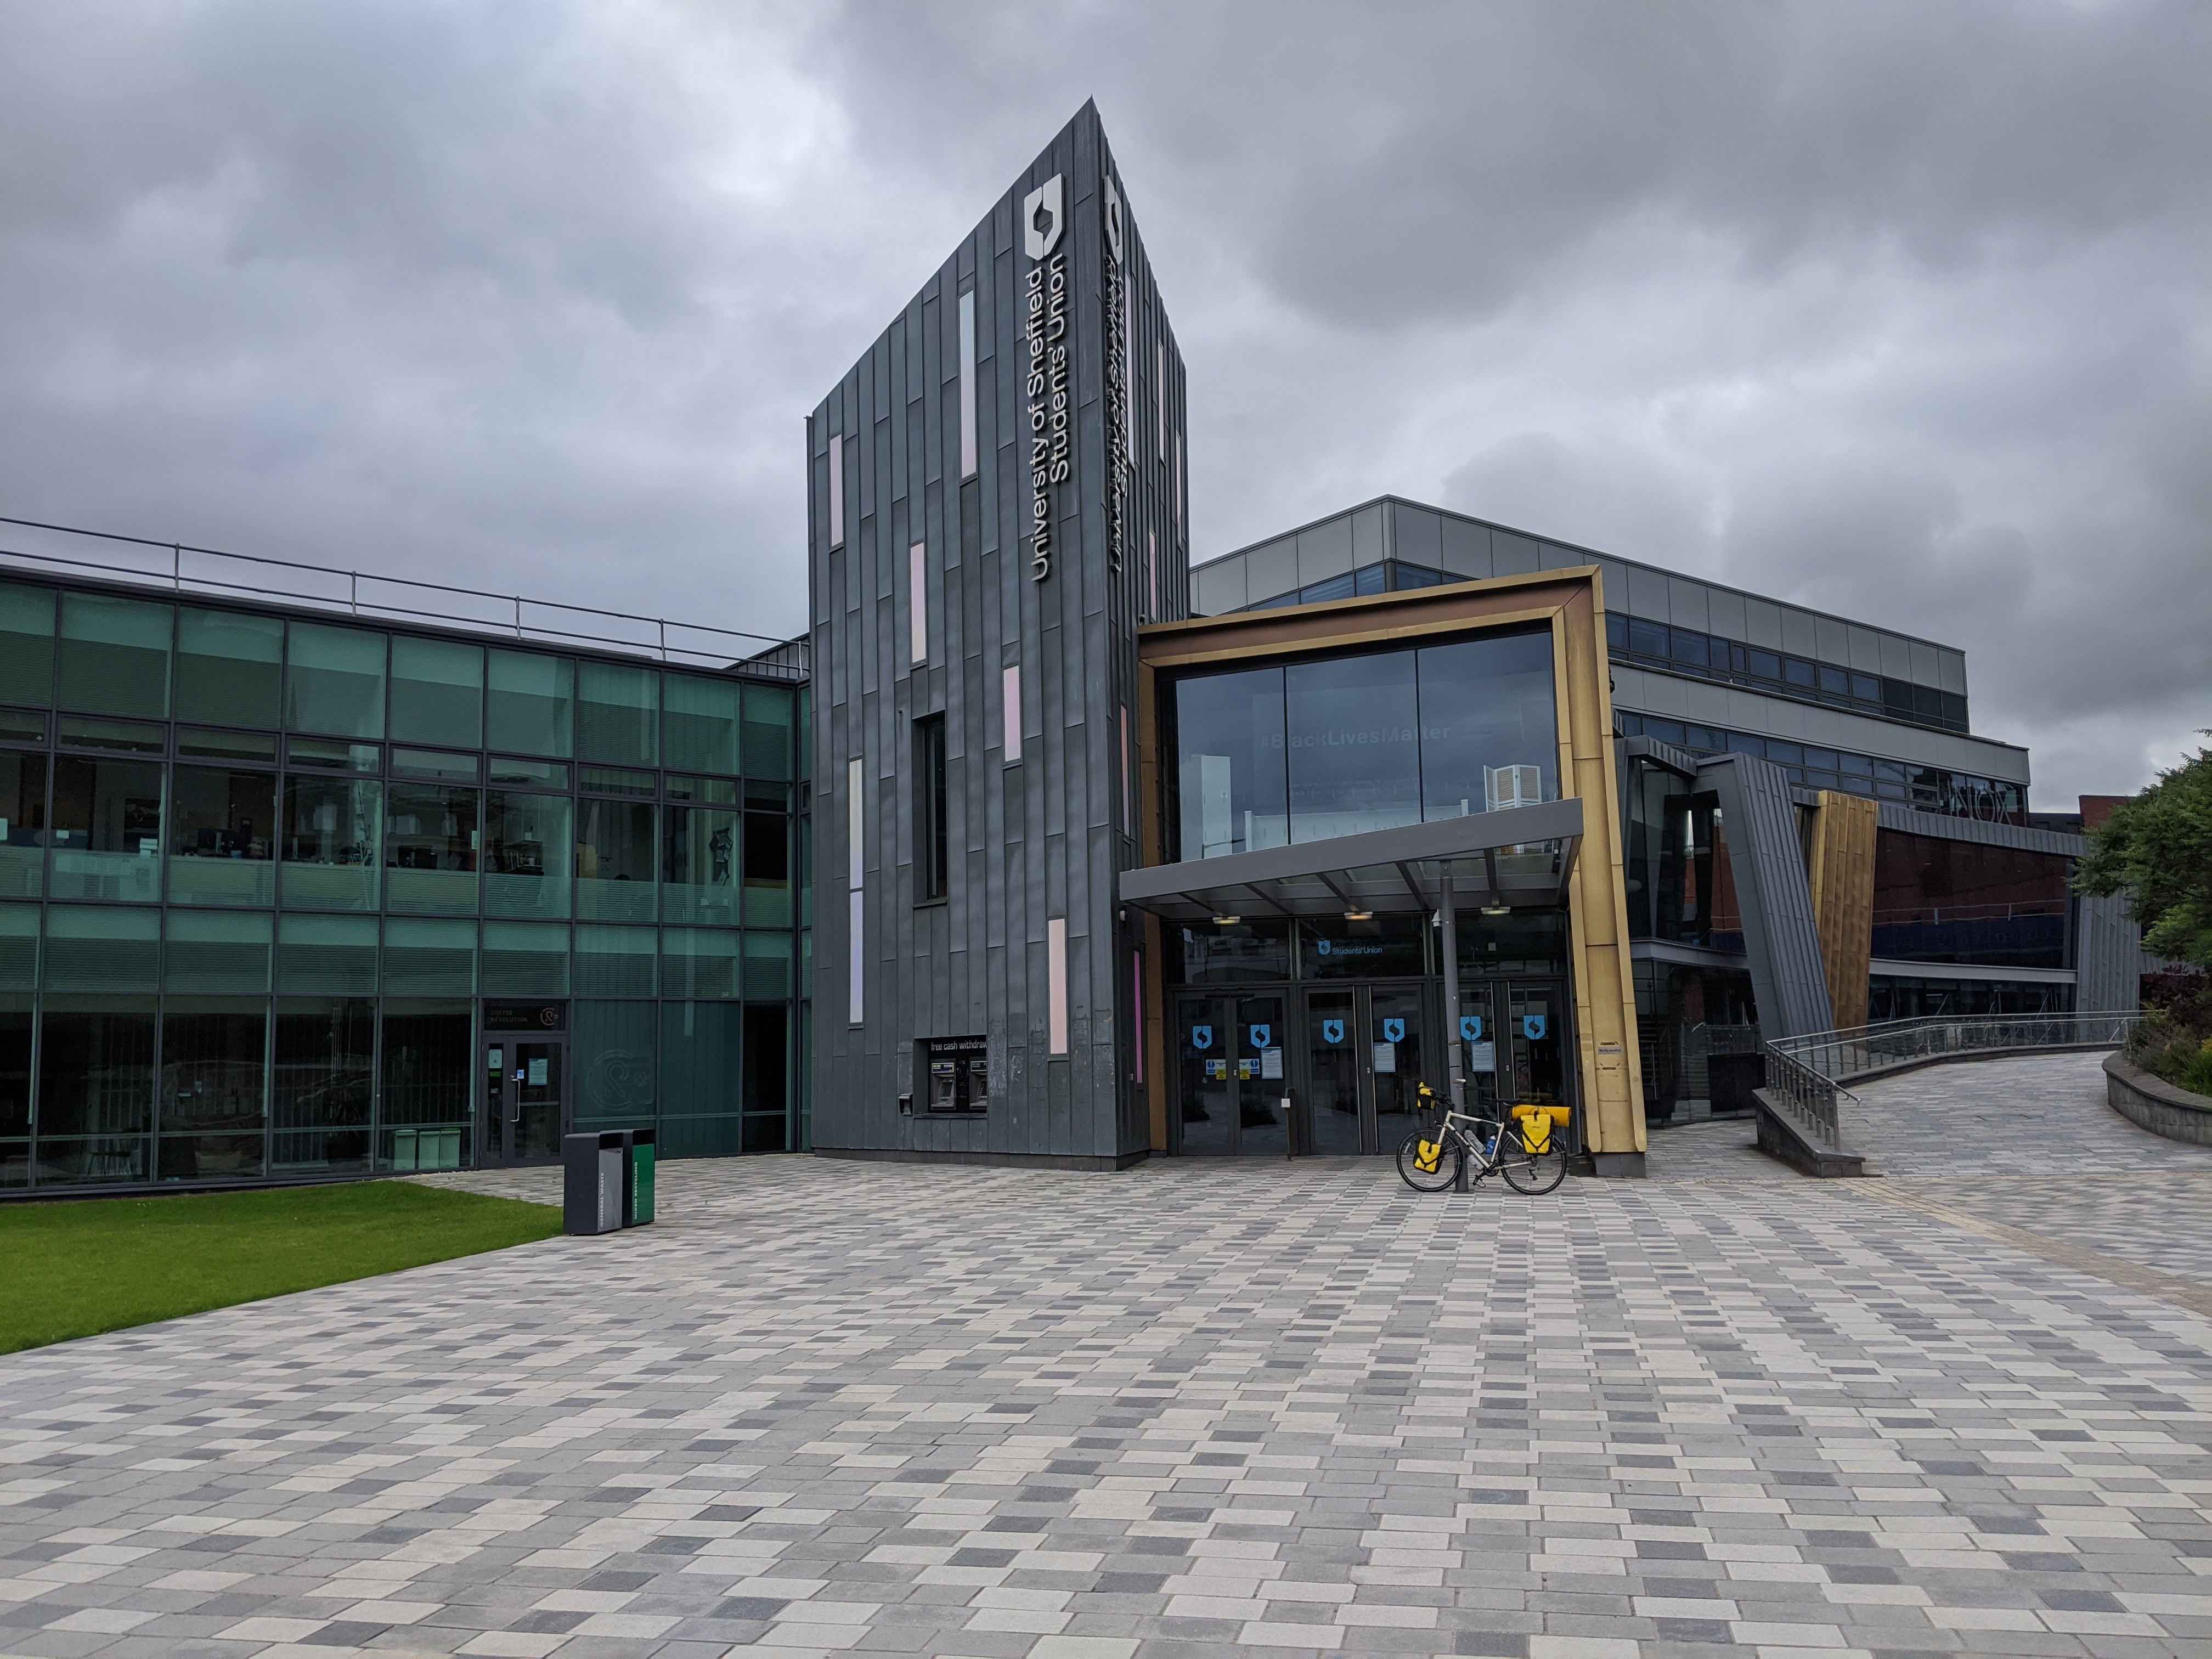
[484,791,572,920]
[663,805,739,924]
[378,999,473,1168]
[49,755,164,902]
[573,1000,656,1130]
[661,928,739,998]
[276,912,379,995]
[175,608,282,728]
[157,998,267,1181]
[742,810,790,928]
[742,1003,788,1152]
[385,783,480,915]
[1416,631,1559,819]
[743,931,792,1000]
[659,999,741,1153]
[389,636,484,749]
[35,996,155,1184]
[575,924,657,996]
[743,682,794,781]
[481,919,569,995]
[163,910,272,995]
[382,917,476,995]
[272,997,374,1172]
[1169,665,1285,860]
[286,622,386,739]
[42,905,160,992]
[1285,651,1421,843]
[577,797,655,922]
[0,905,35,990]
[487,650,573,758]
[0,582,57,707]
[281,774,381,911]
[0,994,28,1187]
[168,764,276,906]
[58,593,172,719]
[0,749,48,899]
[663,673,741,776]
[578,661,657,765]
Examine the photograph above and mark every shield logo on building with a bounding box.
[1023,174,1065,260]
[1383,1018,1406,1043]
[1102,174,1124,264]
[1460,1016,1482,1042]
[1249,1024,1271,1050]
[1317,938,1331,955]
[1191,1024,1212,1051]
[1522,1014,1547,1041]
[1322,1019,1344,1044]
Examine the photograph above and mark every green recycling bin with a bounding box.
[625,1128,654,1227]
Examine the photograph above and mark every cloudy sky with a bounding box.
[2,1,2205,805]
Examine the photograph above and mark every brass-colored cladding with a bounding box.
[1134,567,1646,1156]
[1808,789,1880,1032]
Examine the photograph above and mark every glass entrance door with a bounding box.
[1301,990,1363,1154]
[1175,992,1288,1155]
[1453,979,1572,1117]
[1293,983,1433,1155]
[482,1032,568,1166]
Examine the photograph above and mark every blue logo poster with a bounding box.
[1522,1014,1547,1041]
[1249,1024,1272,1050]
[1191,1024,1212,1051]
[1383,1017,1406,1043]
[1321,1018,1345,1044]
[1317,938,1332,956]
[1459,1015,1482,1042]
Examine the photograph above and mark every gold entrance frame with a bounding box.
[1133,566,1646,1162]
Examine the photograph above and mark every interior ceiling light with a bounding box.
[1481,900,1510,917]
[1211,915,1240,926]
[1343,909,1372,922]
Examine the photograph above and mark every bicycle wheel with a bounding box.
[1498,1130,1567,1195]
[1396,1127,1466,1193]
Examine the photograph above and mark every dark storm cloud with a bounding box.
[0,1,2204,800]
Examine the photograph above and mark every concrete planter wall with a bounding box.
[2104,1052,2212,1147]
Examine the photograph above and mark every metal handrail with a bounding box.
[0,513,807,680]
[1770,1012,2141,1084]
[1760,1043,1854,1148]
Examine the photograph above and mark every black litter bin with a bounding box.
[563,1131,625,1236]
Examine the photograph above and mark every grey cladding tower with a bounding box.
[808,103,1189,1166]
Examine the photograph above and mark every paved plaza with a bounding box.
[2,1054,2209,1658]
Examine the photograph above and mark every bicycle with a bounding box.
[1395,1082,1570,1195]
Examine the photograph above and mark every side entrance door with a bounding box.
[1453,979,1574,1129]
[1174,992,1288,1155]
[481,1000,571,1167]
[1296,983,1432,1154]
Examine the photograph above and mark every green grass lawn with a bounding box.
[0,1180,562,1355]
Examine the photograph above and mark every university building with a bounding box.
[0,103,2137,1193]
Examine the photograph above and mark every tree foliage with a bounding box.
[2076,740,2212,968]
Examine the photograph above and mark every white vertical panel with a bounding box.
[1120,707,1131,833]
[1147,531,1156,620]
[847,890,864,1026]
[846,757,863,889]
[1047,916,1068,1055]
[1175,432,1184,540]
[909,541,927,665]
[828,438,844,548]
[1002,662,1021,761]
[1155,342,1165,461]
[957,290,977,479]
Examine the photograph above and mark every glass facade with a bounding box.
[1165,630,1556,860]
[0,575,809,1191]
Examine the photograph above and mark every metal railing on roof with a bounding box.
[0,514,807,682]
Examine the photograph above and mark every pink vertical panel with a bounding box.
[1132,951,1144,1085]
[1120,707,1132,833]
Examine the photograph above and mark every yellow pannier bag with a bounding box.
[1519,1115,1552,1153]
[1414,1138,1443,1173]
[1547,1105,1572,1127]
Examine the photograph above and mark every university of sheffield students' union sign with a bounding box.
[1021,174,1070,583]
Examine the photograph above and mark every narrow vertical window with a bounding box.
[828,437,845,549]
[915,714,947,901]
[909,541,927,666]
[1175,432,1185,541]
[1146,531,1157,622]
[1132,951,1144,1085]
[958,290,977,479]
[847,755,863,1025]
[1047,916,1068,1056]
[1002,663,1021,762]
[1156,342,1165,462]
[1119,706,1132,835]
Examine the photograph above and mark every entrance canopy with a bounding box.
[1118,798,1584,923]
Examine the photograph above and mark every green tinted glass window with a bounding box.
[0,582,57,708]
[59,593,172,719]
[176,608,282,728]
[578,661,657,765]
[390,636,484,748]
[487,650,573,758]
[286,623,387,739]
[663,673,740,776]
[743,682,794,780]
